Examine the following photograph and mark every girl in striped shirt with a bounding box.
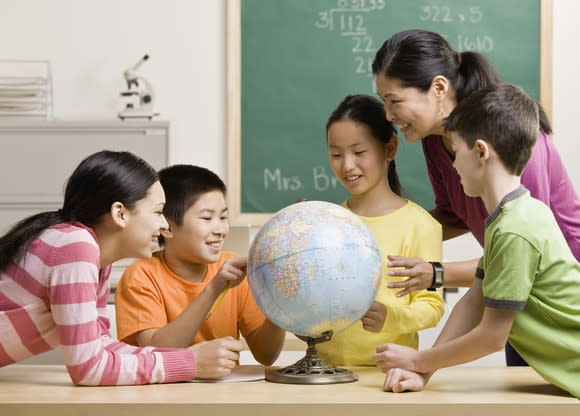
[0,150,243,385]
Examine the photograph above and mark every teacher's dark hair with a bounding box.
[372,29,551,134]
[0,150,158,270]
[326,94,401,196]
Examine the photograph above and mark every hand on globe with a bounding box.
[361,301,386,333]
[212,256,248,292]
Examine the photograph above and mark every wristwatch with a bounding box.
[427,261,444,291]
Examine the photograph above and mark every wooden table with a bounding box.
[0,365,577,416]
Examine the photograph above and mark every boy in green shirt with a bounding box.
[373,83,580,398]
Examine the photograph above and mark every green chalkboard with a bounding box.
[227,0,551,225]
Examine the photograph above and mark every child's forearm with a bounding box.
[244,319,285,366]
[419,305,515,374]
[419,326,501,373]
[144,285,221,348]
[383,296,444,335]
[416,281,485,378]
[433,280,484,347]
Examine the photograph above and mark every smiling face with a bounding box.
[166,190,229,265]
[122,181,168,258]
[375,74,445,142]
[327,119,392,197]
[450,132,484,197]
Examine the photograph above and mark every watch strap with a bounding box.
[427,261,444,291]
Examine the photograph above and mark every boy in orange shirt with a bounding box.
[115,165,285,366]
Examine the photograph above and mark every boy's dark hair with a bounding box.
[372,29,552,135]
[326,94,401,196]
[445,83,539,175]
[0,150,158,270]
[159,164,227,227]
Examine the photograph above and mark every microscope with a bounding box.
[118,54,159,120]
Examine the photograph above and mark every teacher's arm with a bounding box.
[387,257,478,295]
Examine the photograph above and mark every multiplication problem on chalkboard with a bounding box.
[418,5,483,23]
[419,4,493,52]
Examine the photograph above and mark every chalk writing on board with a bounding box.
[418,5,483,23]
[314,1,494,79]
[314,3,378,79]
[419,5,493,52]
[454,34,494,52]
[263,167,341,192]
[264,168,302,191]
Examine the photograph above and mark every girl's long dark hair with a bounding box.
[326,94,401,196]
[0,150,158,270]
[372,29,551,134]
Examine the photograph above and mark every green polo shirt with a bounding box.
[476,186,580,399]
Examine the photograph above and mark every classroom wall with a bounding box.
[0,0,226,173]
[0,0,577,193]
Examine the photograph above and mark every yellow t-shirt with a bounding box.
[115,251,266,346]
[316,200,444,366]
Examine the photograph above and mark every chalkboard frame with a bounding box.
[226,0,553,226]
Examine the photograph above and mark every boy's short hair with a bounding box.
[158,165,227,226]
[444,83,539,175]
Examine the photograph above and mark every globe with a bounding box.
[248,200,381,338]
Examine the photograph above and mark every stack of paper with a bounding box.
[0,61,53,119]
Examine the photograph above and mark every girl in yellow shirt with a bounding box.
[317,94,444,365]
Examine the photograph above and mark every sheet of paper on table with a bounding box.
[190,365,265,383]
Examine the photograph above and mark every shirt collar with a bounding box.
[485,185,528,227]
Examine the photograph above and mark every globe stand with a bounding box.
[265,330,358,384]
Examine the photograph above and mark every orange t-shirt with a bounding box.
[115,251,266,346]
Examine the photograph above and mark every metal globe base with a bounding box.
[265,331,358,384]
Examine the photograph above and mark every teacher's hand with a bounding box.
[386,255,434,296]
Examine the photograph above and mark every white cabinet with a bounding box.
[0,120,169,213]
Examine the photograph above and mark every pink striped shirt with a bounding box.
[0,221,196,385]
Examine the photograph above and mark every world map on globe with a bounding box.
[248,201,381,338]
